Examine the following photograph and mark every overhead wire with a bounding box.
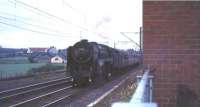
[11,0,110,40]
[0,0,114,49]
[0,15,78,37]
[0,11,64,27]
[62,0,86,18]
[0,20,77,38]
[0,11,78,37]
[25,39,74,44]
[4,0,110,41]
[2,1,68,30]
[0,11,33,21]
[120,32,140,49]
[7,0,68,24]
[62,0,111,40]
[8,0,88,31]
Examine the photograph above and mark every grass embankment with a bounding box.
[0,63,47,79]
[93,67,144,107]
[0,57,65,79]
[96,79,137,107]
[27,63,65,74]
[0,57,29,64]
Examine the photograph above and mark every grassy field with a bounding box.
[0,63,65,79]
[0,57,29,64]
[0,63,47,78]
[0,57,65,79]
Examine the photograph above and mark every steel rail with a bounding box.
[9,85,73,107]
[0,80,72,100]
[41,94,72,107]
[0,76,72,96]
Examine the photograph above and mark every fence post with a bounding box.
[112,69,157,107]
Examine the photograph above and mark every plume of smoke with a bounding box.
[95,16,111,28]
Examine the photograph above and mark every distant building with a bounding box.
[47,47,58,56]
[27,48,48,53]
[0,48,27,58]
[50,55,65,63]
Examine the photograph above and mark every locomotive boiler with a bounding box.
[66,39,140,86]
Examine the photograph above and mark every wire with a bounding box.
[0,11,33,21]
[0,11,71,32]
[120,32,140,48]
[0,11,61,26]
[0,15,77,37]
[96,32,109,39]
[0,20,76,38]
[8,0,88,31]
[62,0,86,17]
[7,0,109,40]
[62,0,109,40]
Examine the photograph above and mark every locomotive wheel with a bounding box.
[106,72,112,80]
[72,78,85,87]
[72,82,78,87]
[88,76,94,83]
[75,79,87,87]
[72,80,78,87]
[104,72,112,81]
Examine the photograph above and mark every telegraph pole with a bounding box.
[114,42,116,49]
[120,27,143,64]
[140,27,143,64]
[120,32,140,49]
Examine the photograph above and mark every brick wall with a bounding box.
[143,1,200,107]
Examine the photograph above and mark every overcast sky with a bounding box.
[0,0,142,49]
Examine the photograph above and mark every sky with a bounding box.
[0,0,142,49]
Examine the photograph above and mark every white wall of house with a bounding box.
[51,56,64,63]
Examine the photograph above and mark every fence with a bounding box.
[112,69,157,107]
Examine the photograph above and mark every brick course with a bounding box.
[144,1,200,107]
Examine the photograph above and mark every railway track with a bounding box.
[0,76,76,107]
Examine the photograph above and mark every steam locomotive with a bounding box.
[66,39,140,86]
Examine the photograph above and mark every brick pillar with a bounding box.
[143,1,200,107]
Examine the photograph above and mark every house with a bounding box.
[47,47,58,56]
[50,55,65,63]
